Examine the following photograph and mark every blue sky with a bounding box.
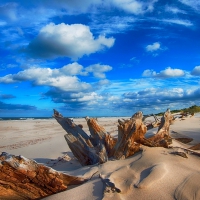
[0,0,200,117]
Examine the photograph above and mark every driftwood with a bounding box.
[85,116,117,158]
[0,109,175,199]
[148,108,173,148]
[53,109,173,165]
[64,133,99,166]
[111,111,147,159]
[170,151,188,158]
[145,114,161,130]
[172,146,200,157]
[0,152,86,200]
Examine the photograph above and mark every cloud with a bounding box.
[0,64,91,92]
[0,0,157,17]
[142,67,185,78]
[145,42,161,52]
[97,79,111,86]
[60,62,87,76]
[41,0,156,15]
[130,57,140,63]
[179,0,200,10]
[165,6,186,14]
[161,19,193,27]
[85,64,112,78]
[0,2,18,22]
[0,62,113,91]
[124,88,185,100]
[0,94,16,99]
[38,78,200,113]
[111,87,200,112]
[142,69,157,77]
[0,0,102,24]
[0,101,36,110]
[43,88,104,110]
[43,0,102,12]
[110,0,157,14]
[191,66,200,76]
[26,23,115,60]
[89,16,136,35]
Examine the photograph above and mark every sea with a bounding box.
[0,116,128,121]
[1,113,199,121]
[0,117,54,121]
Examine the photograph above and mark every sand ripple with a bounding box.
[175,172,200,200]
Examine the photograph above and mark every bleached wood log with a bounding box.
[111,112,147,159]
[0,152,86,200]
[64,134,99,166]
[148,109,173,148]
[145,114,161,130]
[54,109,174,165]
[85,117,117,157]
[53,109,90,142]
[54,109,109,165]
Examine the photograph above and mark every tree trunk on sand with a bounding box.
[53,109,173,165]
[0,152,86,200]
[53,109,113,165]
[110,111,147,159]
[148,108,173,148]
[85,116,117,158]
[64,133,99,166]
[145,114,161,130]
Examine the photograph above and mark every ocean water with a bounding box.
[0,117,54,121]
[0,115,130,121]
[1,112,199,121]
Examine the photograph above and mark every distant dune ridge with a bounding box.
[0,111,200,199]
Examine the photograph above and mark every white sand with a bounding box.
[0,114,200,199]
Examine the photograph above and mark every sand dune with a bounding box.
[0,114,200,199]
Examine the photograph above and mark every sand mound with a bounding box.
[175,173,200,200]
[109,165,136,193]
[137,163,167,189]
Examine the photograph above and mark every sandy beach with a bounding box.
[1,114,200,200]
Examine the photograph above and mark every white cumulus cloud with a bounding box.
[0,65,91,92]
[142,67,185,78]
[60,62,87,76]
[145,42,161,52]
[27,23,115,60]
[85,64,112,78]
[0,62,113,91]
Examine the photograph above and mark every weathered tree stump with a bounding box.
[85,116,117,158]
[144,114,161,130]
[111,111,151,159]
[147,109,173,148]
[53,110,117,165]
[53,109,90,141]
[64,133,99,166]
[0,152,86,200]
[53,109,173,165]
